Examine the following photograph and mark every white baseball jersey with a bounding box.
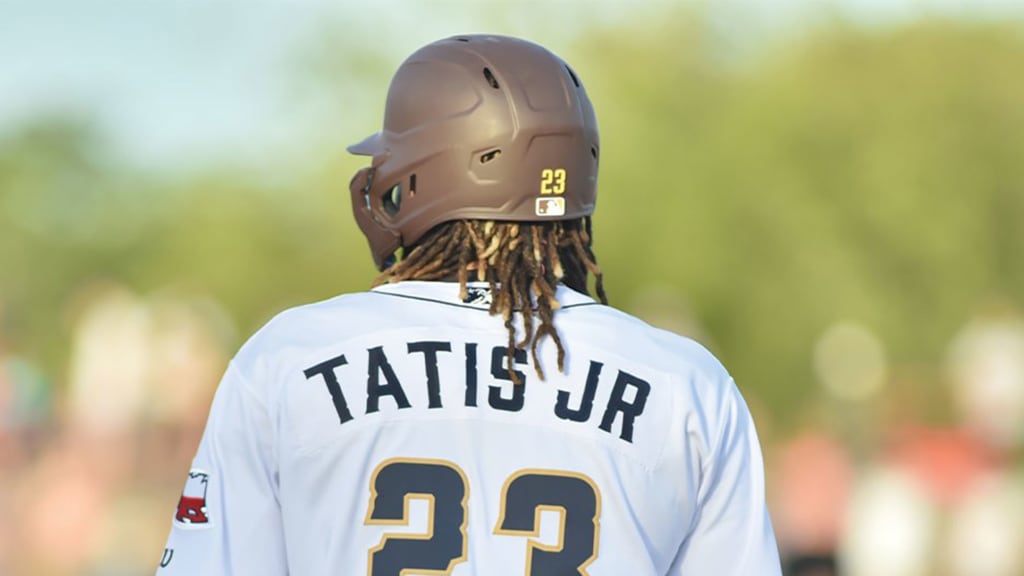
[158,281,780,575]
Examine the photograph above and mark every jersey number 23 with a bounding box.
[365,458,601,576]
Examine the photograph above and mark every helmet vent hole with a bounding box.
[382,183,402,217]
[565,65,581,88]
[456,37,470,42]
[591,146,598,159]
[483,67,500,89]
[480,149,502,164]
[409,173,417,196]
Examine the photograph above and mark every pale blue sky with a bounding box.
[0,0,1020,171]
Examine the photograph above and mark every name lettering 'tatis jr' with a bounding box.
[303,341,650,443]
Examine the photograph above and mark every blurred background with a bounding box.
[2,0,1024,574]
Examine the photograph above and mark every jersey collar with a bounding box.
[370,281,598,311]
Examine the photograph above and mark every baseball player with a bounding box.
[157,34,781,575]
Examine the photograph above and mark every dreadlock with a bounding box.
[373,217,607,383]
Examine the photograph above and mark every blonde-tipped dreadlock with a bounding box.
[373,217,606,383]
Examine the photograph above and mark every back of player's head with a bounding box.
[348,34,600,270]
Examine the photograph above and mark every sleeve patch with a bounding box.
[174,469,212,528]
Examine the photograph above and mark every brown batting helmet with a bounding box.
[347,34,600,270]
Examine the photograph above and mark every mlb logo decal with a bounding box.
[462,286,493,307]
[175,469,211,526]
[535,197,565,217]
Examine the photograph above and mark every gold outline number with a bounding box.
[540,168,567,195]
[365,462,601,575]
[494,469,601,576]
[365,458,469,576]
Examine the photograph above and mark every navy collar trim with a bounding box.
[370,281,598,312]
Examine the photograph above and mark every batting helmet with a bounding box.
[347,34,600,270]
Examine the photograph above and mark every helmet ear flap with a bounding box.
[349,167,375,212]
[349,165,402,270]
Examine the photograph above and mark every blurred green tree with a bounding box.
[576,14,1024,422]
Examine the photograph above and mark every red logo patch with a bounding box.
[175,470,210,525]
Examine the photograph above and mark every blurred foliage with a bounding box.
[582,14,1024,421]
[1,12,1022,429]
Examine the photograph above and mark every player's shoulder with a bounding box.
[571,300,732,387]
[570,303,743,461]
[232,290,379,366]
[263,290,378,328]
